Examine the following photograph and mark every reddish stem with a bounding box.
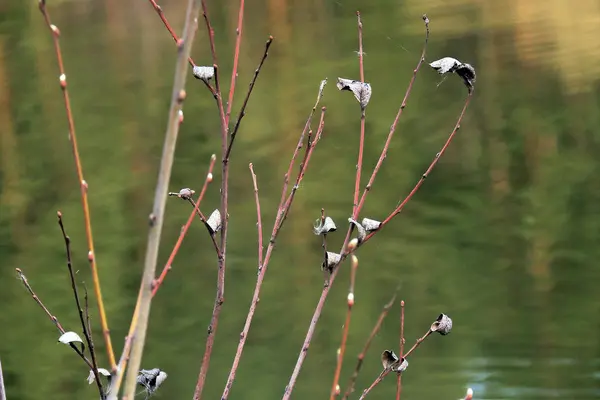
[355,15,430,216]
[146,0,196,67]
[396,300,405,400]
[15,268,94,370]
[194,3,229,398]
[221,105,326,400]
[359,369,392,400]
[330,255,358,399]
[225,0,245,124]
[353,11,365,217]
[403,329,432,359]
[224,37,274,161]
[151,154,217,296]
[38,0,116,371]
[342,290,398,399]
[283,17,431,398]
[365,91,474,240]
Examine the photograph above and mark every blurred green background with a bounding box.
[1,0,600,399]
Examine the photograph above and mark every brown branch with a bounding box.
[403,329,432,359]
[283,16,431,398]
[145,0,196,67]
[152,155,218,295]
[329,254,358,399]
[224,36,274,161]
[355,14,430,216]
[396,300,405,400]
[249,163,264,267]
[221,95,326,399]
[359,369,392,400]
[121,0,203,398]
[57,212,105,399]
[15,268,93,370]
[193,3,230,398]
[352,11,366,218]
[225,0,246,124]
[37,0,116,371]
[365,90,474,240]
[342,289,398,399]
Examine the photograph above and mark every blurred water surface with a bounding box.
[1,0,600,399]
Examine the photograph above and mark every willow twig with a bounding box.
[121,0,203,398]
[225,0,246,124]
[38,0,116,371]
[352,11,366,218]
[57,212,104,399]
[15,268,93,370]
[342,289,398,399]
[329,255,358,399]
[396,300,405,400]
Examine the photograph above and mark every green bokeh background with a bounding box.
[1,0,599,399]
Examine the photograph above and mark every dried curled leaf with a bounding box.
[430,313,453,335]
[86,368,111,385]
[429,57,476,93]
[58,331,84,349]
[137,368,168,398]
[336,78,372,109]
[348,218,366,243]
[321,252,341,273]
[206,209,222,235]
[192,66,215,81]
[361,217,381,232]
[313,216,337,235]
[381,350,399,370]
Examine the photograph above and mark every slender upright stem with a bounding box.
[342,290,398,399]
[330,255,358,399]
[15,268,94,369]
[353,11,366,217]
[221,104,326,400]
[57,213,105,399]
[122,1,202,398]
[366,91,474,238]
[355,15,430,216]
[283,17,433,398]
[224,37,273,161]
[225,0,245,124]
[396,300,405,400]
[37,0,116,371]
[193,3,229,397]
[249,164,264,267]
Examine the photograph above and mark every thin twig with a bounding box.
[359,369,392,400]
[225,0,246,124]
[121,0,203,398]
[352,11,366,218]
[342,289,398,399]
[193,3,230,398]
[396,300,405,400]
[224,36,274,161]
[282,18,431,398]
[145,0,196,67]
[329,255,358,399]
[15,268,93,370]
[249,164,264,267]
[221,100,326,400]
[110,155,218,396]
[0,358,6,400]
[365,90,474,239]
[57,212,105,399]
[355,14,430,216]
[152,154,218,295]
[402,329,432,359]
[37,0,116,371]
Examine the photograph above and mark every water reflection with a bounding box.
[1,0,600,399]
